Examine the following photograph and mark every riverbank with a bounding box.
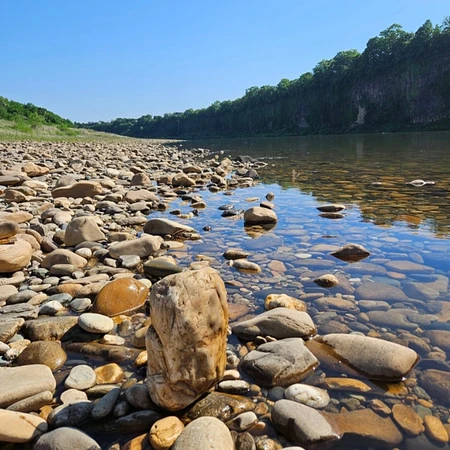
[0,138,449,449]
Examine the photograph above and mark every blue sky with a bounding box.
[1,1,448,122]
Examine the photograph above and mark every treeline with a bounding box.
[0,97,72,128]
[79,18,450,138]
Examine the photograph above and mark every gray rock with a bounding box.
[47,401,93,428]
[6,391,53,413]
[172,416,235,450]
[78,313,114,334]
[91,387,120,419]
[240,338,318,387]
[143,218,195,237]
[64,365,97,390]
[34,427,101,450]
[109,235,163,259]
[232,308,316,341]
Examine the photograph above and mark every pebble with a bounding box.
[65,364,97,390]
[149,416,185,450]
[78,312,114,333]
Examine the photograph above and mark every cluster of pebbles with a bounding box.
[0,140,449,450]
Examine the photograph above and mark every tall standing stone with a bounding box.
[146,268,228,411]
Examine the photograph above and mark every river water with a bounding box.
[168,132,450,448]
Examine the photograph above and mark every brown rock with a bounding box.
[64,216,105,246]
[16,341,67,372]
[264,293,307,312]
[331,243,370,262]
[94,363,125,384]
[423,415,449,443]
[41,249,87,269]
[146,268,228,411]
[419,370,450,405]
[52,181,103,198]
[149,416,185,450]
[392,404,425,436]
[93,278,149,317]
[0,211,33,223]
[0,239,32,273]
[243,207,278,225]
[0,409,48,443]
[0,220,20,239]
[314,274,339,288]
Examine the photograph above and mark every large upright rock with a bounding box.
[64,216,105,247]
[146,268,228,411]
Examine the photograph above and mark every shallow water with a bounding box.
[163,132,450,448]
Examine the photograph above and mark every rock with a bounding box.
[314,274,339,288]
[223,249,250,260]
[240,338,318,387]
[41,249,87,269]
[172,417,234,450]
[143,258,183,277]
[227,411,258,431]
[34,427,101,450]
[285,384,330,408]
[231,259,261,273]
[143,218,195,237]
[385,260,434,273]
[402,281,440,301]
[150,416,185,450]
[93,278,149,317]
[265,294,307,312]
[272,400,341,448]
[125,384,155,410]
[367,310,418,331]
[330,244,370,262]
[94,363,124,384]
[78,313,114,334]
[0,409,48,443]
[392,404,425,436]
[0,239,32,273]
[6,390,53,413]
[424,330,450,354]
[89,410,162,434]
[23,316,78,341]
[52,181,103,198]
[423,415,449,443]
[419,370,450,405]
[0,220,20,239]
[0,317,24,343]
[232,308,316,341]
[0,211,33,223]
[317,204,346,212]
[22,161,49,176]
[243,207,278,224]
[130,172,151,186]
[355,281,408,302]
[60,389,88,404]
[91,387,121,419]
[172,173,196,187]
[146,268,228,411]
[0,284,18,302]
[317,334,419,380]
[16,341,67,371]
[48,401,93,428]
[0,365,56,407]
[65,365,97,390]
[64,216,105,246]
[124,189,158,203]
[109,235,163,259]
[183,392,256,423]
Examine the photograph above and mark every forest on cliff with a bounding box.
[80,18,450,138]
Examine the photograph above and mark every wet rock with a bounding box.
[183,392,256,423]
[0,365,56,408]
[16,341,67,371]
[146,268,228,411]
[419,370,450,405]
[223,249,250,260]
[241,338,318,387]
[0,409,48,443]
[314,274,339,288]
[172,416,234,450]
[93,278,149,317]
[385,260,434,273]
[285,383,330,408]
[367,310,418,331]
[317,333,419,380]
[66,342,140,362]
[424,415,449,443]
[34,427,101,450]
[317,204,346,212]
[355,281,408,302]
[330,243,370,262]
[424,330,450,354]
[227,411,258,431]
[0,239,32,273]
[232,308,316,341]
[265,294,307,312]
[392,403,425,436]
[244,207,278,225]
[272,400,341,448]
[231,259,261,273]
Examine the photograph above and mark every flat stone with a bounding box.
[423,415,449,443]
[231,259,261,273]
[23,316,78,341]
[385,260,434,273]
[0,409,48,443]
[241,338,318,387]
[355,281,408,302]
[367,310,418,330]
[424,330,450,353]
[16,341,67,371]
[419,370,450,405]
[34,427,101,450]
[6,390,53,413]
[330,243,370,262]
[172,417,234,450]
[60,389,88,404]
[392,404,425,436]
[0,365,56,408]
[64,364,97,390]
[232,308,316,341]
[285,383,330,408]
[64,216,105,247]
[109,235,163,259]
[78,313,114,334]
[143,218,195,237]
[265,294,307,312]
[317,333,419,381]
[47,401,93,428]
[93,278,149,317]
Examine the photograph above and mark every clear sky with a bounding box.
[1,1,448,122]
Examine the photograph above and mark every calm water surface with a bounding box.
[156,132,450,448]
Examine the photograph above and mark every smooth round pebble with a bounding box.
[78,313,114,334]
[64,365,97,390]
[285,384,330,408]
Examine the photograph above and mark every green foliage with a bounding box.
[79,17,450,138]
